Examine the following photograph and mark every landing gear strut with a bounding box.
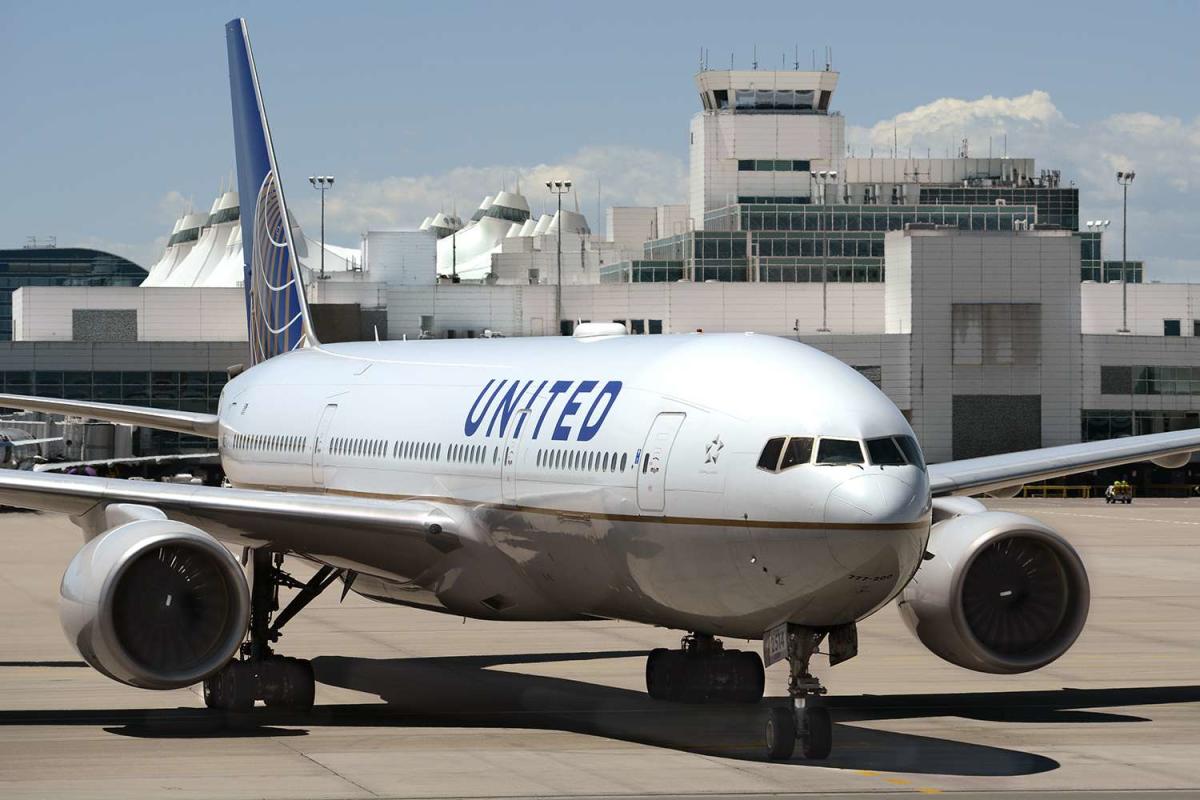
[646,634,764,703]
[203,549,340,712]
[764,625,838,761]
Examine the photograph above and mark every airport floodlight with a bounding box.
[545,178,573,333]
[1103,220,1110,226]
[1115,171,1136,332]
[309,174,335,280]
[829,170,838,180]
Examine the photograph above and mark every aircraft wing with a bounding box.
[928,428,1200,497]
[33,452,220,473]
[0,394,219,438]
[0,470,460,574]
[6,436,63,447]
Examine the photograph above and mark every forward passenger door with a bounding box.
[637,412,685,513]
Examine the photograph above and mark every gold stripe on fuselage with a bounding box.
[235,483,931,532]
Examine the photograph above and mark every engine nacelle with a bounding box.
[60,519,250,689]
[898,511,1089,674]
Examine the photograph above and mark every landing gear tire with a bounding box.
[800,706,832,760]
[644,637,764,703]
[645,648,673,700]
[765,706,796,761]
[204,661,254,712]
[262,657,316,711]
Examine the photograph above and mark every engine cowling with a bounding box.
[897,511,1089,674]
[60,519,250,689]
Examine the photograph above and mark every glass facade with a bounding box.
[918,186,1079,231]
[1083,409,1200,441]
[0,247,146,339]
[0,369,226,452]
[612,202,1042,285]
[703,203,1039,233]
[737,159,811,172]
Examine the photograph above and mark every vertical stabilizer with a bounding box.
[226,18,319,365]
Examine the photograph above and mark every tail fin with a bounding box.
[226,18,319,365]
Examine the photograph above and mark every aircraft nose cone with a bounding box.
[824,474,930,612]
[825,473,927,526]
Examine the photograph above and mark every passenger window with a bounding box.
[780,437,814,470]
[757,437,786,471]
[816,438,865,465]
[866,437,906,466]
[620,453,627,471]
[896,435,926,470]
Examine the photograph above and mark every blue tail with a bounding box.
[226,18,318,365]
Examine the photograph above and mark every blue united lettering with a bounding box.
[464,378,622,441]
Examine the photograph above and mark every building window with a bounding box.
[1100,366,1133,395]
[737,159,811,172]
[1164,319,1181,336]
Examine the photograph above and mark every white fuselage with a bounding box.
[216,332,932,639]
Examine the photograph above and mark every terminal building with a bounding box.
[5,65,1198,482]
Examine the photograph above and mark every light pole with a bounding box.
[809,169,837,332]
[1085,219,1110,282]
[546,179,572,334]
[1116,170,1135,333]
[308,175,334,280]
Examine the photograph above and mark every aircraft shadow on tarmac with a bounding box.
[3,650,1199,775]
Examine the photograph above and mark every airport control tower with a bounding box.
[690,68,843,226]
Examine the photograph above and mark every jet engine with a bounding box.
[897,511,1089,674]
[60,519,249,689]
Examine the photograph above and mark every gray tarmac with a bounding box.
[1,498,1198,799]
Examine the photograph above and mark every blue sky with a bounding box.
[3,0,1198,279]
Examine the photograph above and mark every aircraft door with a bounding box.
[501,408,530,504]
[637,412,685,513]
[311,403,338,486]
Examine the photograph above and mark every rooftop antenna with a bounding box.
[794,44,799,70]
[825,46,831,71]
[699,47,703,71]
[812,49,816,70]
[781,52,785,70]
[730,51,734,70]
[752,45,758,70]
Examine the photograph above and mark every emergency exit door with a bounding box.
[637,412,685,513]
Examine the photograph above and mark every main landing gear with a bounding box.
[204,549,342,713]
[763,625,849,761]
[645,634,765,704]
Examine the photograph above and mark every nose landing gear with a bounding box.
[764,625,846,761]
[645,634,765,703]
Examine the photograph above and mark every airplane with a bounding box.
[0,17,1197,762]
[0,427,63,469]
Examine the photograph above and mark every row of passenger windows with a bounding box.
[227,432,308,453]
[226,431,634,477]
[537,448,629,474]
[757,435,924,472]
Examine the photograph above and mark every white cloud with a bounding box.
[849,91,1200,282]
[156,190,194,224]
[292,144,687,240]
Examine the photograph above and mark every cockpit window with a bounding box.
[866,436,906,466]
[779,437,814,470]
[896,435,926,470]
[816,438,864,465]
[757,437,786,471]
